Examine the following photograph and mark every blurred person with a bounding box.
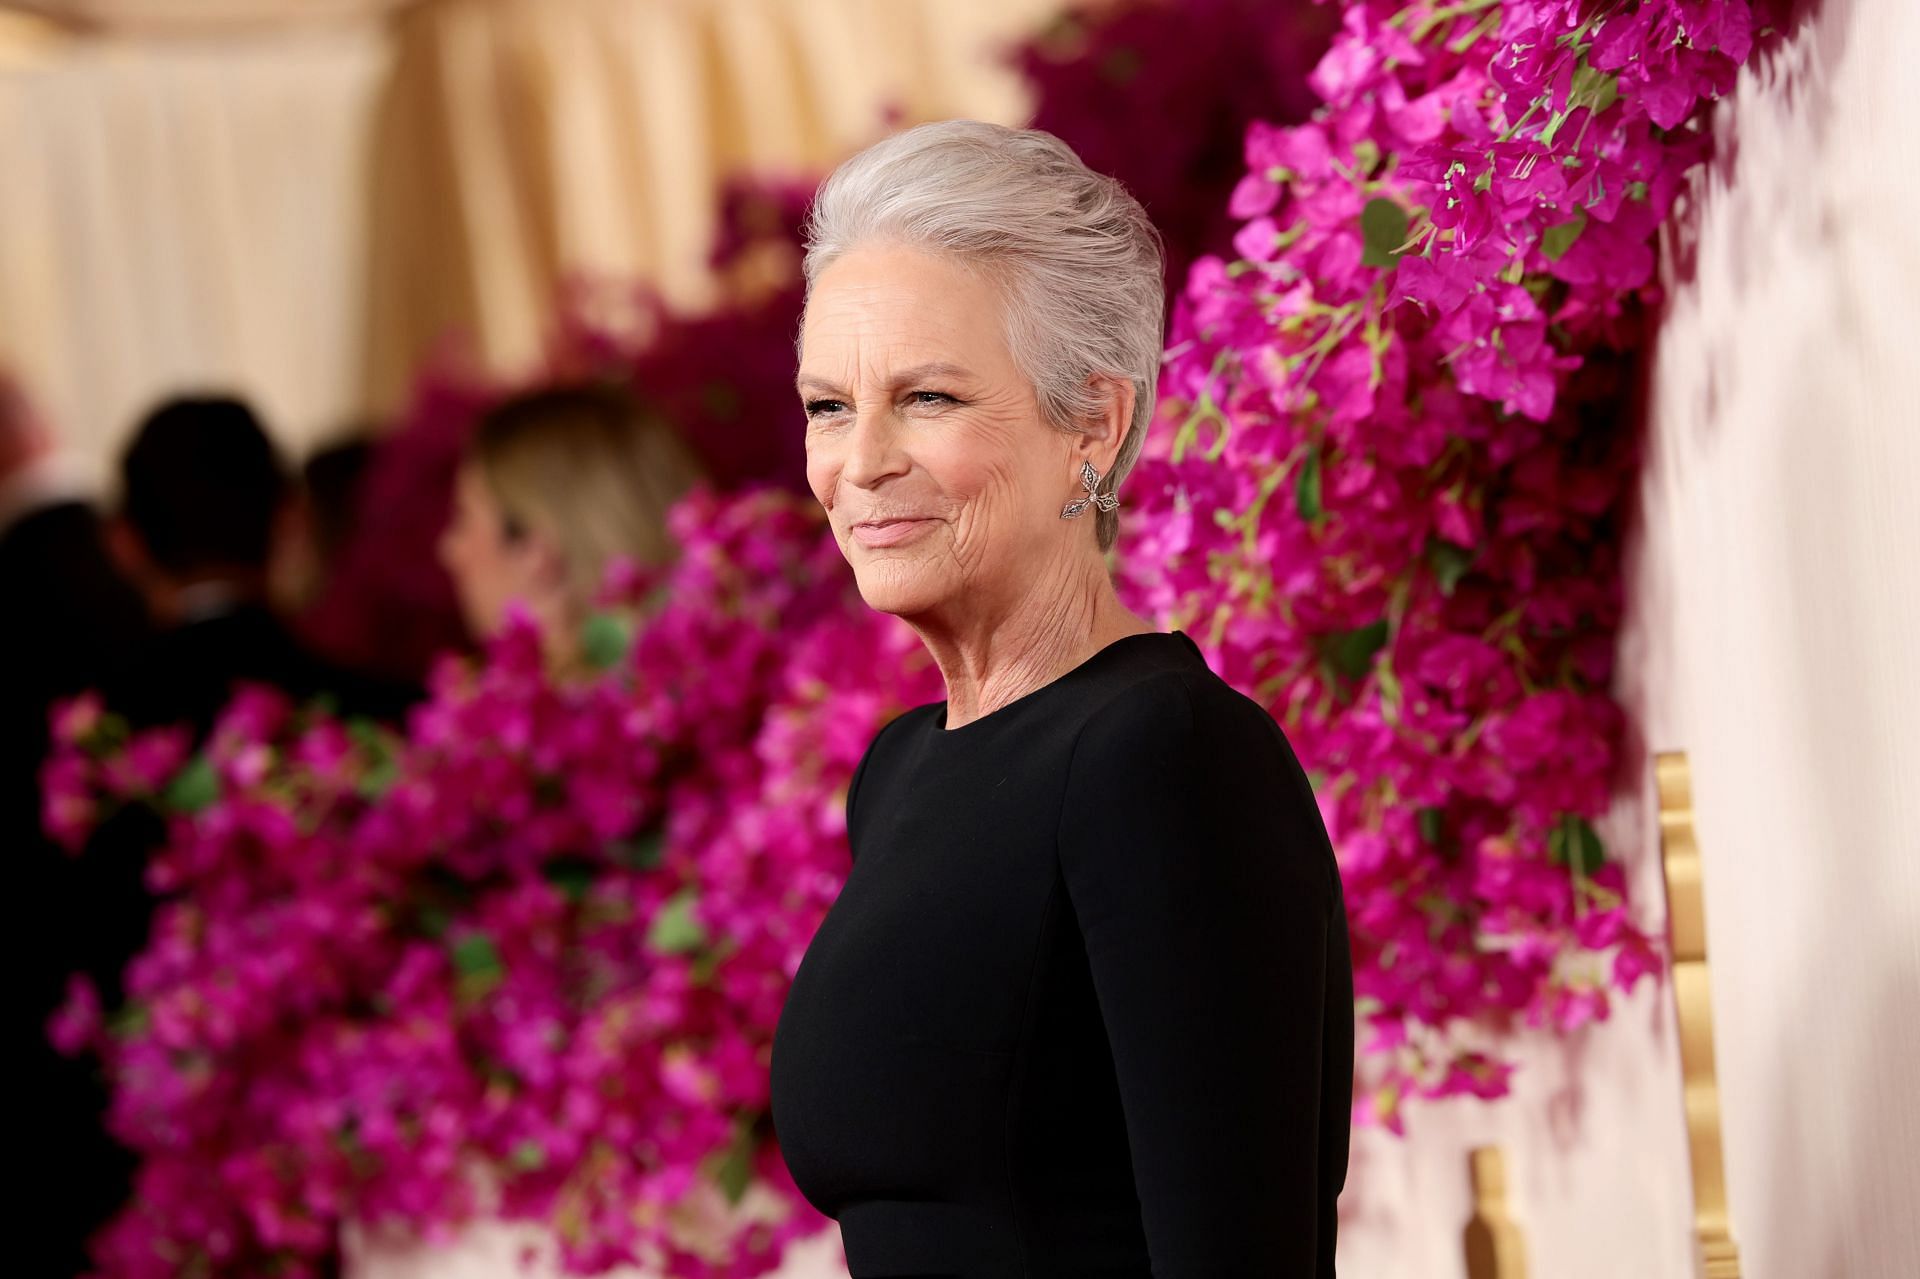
[105,396,410,736]
[0,373,150,712]
[1,372,151,1277]
[437,382,705,671]
[769,122,1352,1276]
[272,435,377,616]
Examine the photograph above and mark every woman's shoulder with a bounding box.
[1058,638,1336,900]
[1075,635,1287,759]
[1070,637,1321,821]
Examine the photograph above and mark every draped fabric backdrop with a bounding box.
[0,9,391,485]
[361,0,1058,414]
[0,0,1060,486]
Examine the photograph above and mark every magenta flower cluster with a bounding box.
[47,491,941,1278]
[1010,0,1336,293]
[1119,0,1752,1127]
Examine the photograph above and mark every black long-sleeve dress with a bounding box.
[770,629,1353,1278]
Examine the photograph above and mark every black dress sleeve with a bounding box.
[1057,670,1348,1276]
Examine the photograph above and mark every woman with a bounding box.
[769,122,1354,1277]
[436,382,703,668]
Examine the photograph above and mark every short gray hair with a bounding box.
[801,120,1165,552]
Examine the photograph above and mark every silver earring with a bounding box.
[1061,460,1119,520]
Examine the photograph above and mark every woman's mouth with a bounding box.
[851,517,937,548]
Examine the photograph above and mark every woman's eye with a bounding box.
[803,399,846,419]
[909,391,955,407]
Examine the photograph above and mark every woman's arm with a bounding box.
[1057,670,1351,1277]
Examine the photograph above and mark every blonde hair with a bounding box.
[470,383,703,612]
[802,120,1166,552]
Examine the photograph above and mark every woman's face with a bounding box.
[798,244,1082,622]
[437,461,552,639]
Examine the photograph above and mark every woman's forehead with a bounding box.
[800,246,1011,378]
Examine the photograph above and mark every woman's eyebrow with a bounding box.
[796,374,846,397]
[797,363,975,397]
[889,362,972,388]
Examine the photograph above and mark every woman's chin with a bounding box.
[851,559,951,619]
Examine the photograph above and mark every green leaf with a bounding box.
[1547,815,1606,874]
[1359,197,1411,268]
[449,933,504,998]
[1375,656,1403,712]
[348,718,400,798]
[1294,444,1324,523]
[509,1140,547,1172]
[1318,619,1390,680]
[1568,63,1620,115]
[1568,817,1606,875]
[690,935,739,985]
[108,999,150,1040]
[1426,538,1474,596]
[416,903,453,940]
[1541,207,1588,261]
[1417,807,1444,846]
[714,1115,756,1204]
[541,857,597,903]
[163,756,219,814]
[450,932,501,976]
[610,828,665,870]
[580,613,636,672]
[356,760,399,800]
[647,886,707,955]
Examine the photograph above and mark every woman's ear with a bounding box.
[1076,374,1135,473]
[517,534,570,600]
[504,532,578,641]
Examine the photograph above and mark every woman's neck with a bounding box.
[912,553,1151,730]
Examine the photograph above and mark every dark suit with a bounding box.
[108,598,417,739]
[1,499,152,1277]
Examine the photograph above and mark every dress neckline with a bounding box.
[928,629,1198,739]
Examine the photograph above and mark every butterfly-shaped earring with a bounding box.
[1060,460,1119,519]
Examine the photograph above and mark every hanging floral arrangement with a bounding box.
[1122,0,1754,1125]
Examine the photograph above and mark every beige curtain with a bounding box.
[7,1,411,34]
[361,0,1058,411]
[0,16,393,485]
[0,0,1060,483]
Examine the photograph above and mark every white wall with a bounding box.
[1626,0,1920,1273]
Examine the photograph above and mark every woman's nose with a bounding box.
[841,408,910,489]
